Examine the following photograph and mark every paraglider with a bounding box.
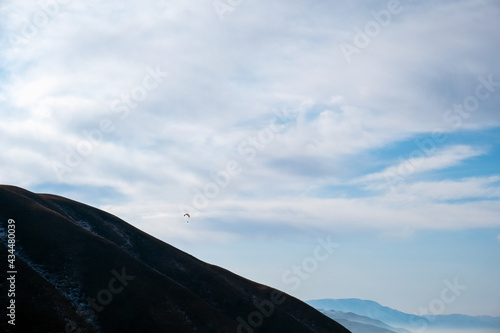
[184,213,190,223]
[184,213,190,218]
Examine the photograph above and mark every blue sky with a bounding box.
[1,0,499,317]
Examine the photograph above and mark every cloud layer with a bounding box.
[1,0,499,242]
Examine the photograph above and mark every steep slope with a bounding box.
[0,185,350,333]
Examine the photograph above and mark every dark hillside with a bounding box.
[0,185,350,333]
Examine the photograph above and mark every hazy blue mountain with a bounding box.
[423,313,500,328]
[334,318,396,333]
[307,298,500,331]
[307,298,422,327]
[320,309,413,333]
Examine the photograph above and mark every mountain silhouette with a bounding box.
[307,298,500,331]
[0,185,351,333]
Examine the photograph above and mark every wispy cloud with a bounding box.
[359,145,488,189]
[390,176,500,202]
[0,0,499,241]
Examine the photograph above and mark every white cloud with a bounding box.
[391,176,500,201]
[0,0,499,241]
[360,145,487,187]
[120,194,500,242]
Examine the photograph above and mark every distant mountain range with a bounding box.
[319,309,412,333]
[307,298,500,333]
[0,185,350,333]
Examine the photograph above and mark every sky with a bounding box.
[1,0,499,318]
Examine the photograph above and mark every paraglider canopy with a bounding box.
[184,213,190,218]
